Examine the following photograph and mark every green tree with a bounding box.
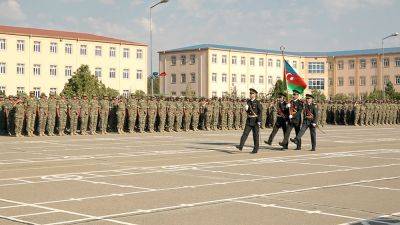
[332,93,350,101]
[62,65,119,98]
[385,81,396,99]
[311,89,326,102]
[269,79,287,99]
[147,76,160,96]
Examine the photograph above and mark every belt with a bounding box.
[248,115,258,118]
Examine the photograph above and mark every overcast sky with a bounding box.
[1,0,400,70]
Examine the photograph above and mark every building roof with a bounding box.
[0,25,147,46]
[160,43,400,57]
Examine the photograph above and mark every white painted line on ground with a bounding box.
[352,184,400,191]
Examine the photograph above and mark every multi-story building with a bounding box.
[0,25,148,97]
[159,44,400,99]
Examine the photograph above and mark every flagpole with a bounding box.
[280,45,288,102]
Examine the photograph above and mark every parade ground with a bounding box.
[0,126,399,225]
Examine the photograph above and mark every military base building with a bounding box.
[159,44,400,99]
[0,25,148,97]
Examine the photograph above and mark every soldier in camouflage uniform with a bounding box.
[99,95,110,134]
[127,94,138,133]
[166,97,176,132]
[359,101,366,126]
[175,97,183,132]
[47,93,57,136]
[219,98,227,130]
[80,95,90,135]
[260,99,268,129]
[192,98,200,131]
[14,96,25,137]
[57,94,68,136]
[182,97,191,132]
[353,101,360,126]
[4,96,14,135]
[38,93,48,136]
[0,95,5,135]
[116,97,126,134]
[321,101,327,127]
[147,96,157,133]
[204,99,212,131]
[234,98,241,130]
[157,96,167,132]
[89,95,100,135]
[211,98,219,131]
[137,96,147,133]
[25,92,37,137]
[240,98,247,129]
[269,100,277,128]
[68,95,80,135]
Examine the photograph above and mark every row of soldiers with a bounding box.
[1,92,399,137]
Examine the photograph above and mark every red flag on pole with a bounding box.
[159,72,167,77]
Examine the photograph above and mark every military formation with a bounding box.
[0,92,399,137]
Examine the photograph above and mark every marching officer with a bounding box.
[290,94,317,151]
[280,90,303,150]
[236,88,263,154]
[265,93,288,147]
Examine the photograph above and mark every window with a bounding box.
[137,49,143,59]
[277,76,282,81]
[338,77,344,86]
[308,62,325,73]
[241,74,246,83]
[181,91,186,96]
[232,74,237,83]
[259,75,264,84]
[349,76,355,86]
[212,54,217,63]
[0,86,5,95]
[212,73,217,82]
[329,62,333,70]
[33,87,41,98]
[338,61,344,70]
[109,68,116,78]
[232,56,237,64]
[384,75,390,85]
[181,55,186,65]
[17,87,25,94]
[95,68,102,78]
[181,74,186,83]
[50,42,57,53]
[190,73,196,83]
[33,41,40,53]
[0,39,5,50]
[33,64,41,76]
[268,76,272,84]
[241,57,246,65]
[171,91,177,96]
[0,62,5,75]
[222,73,227,83]
[222,55,227,64]
[250,75,255,83]
[171,74,176,83]
[250,57,255,66]
[123,69,129,79]
[136,69,142,79]
[292,61,297,69]
[63,66,72,77]
[329,78,333,86]
[308,78,325,90]
[171,56,176,66]
[222,92,228,97]
[301,62,305,69]
[212,91,217,97]
[95,46,102,56]
[371,58,377,68]
[395,75,400,85]
[360,59,366,69]
[123,48,129,58]
[348,60,355,69]
[17,63,24,75]
[65,44,72,54]
[123,90,130,98]
[395,58,400,67]
[383,58,389,67]
[17,40,24,52]
[268,59,273,67]
[110,47,116,57]
[276,59,281,68]
[371,76,377,85]
[360,76,366,86]
[190,55,195,64]
[80,45,87,55]
[50,65,57,76]
[49,88,57,95]
[259,58,264,67]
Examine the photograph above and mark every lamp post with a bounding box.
[149,0,169,96]
[381,32,399,99]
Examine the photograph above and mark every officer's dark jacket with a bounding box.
[246,99,263,126]
[290,99,303,124]
[303,103,318,124]
[277,100,289,123]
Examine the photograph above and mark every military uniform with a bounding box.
[166,98,176,132]
[137,97,147,133]
[116,97,126,134]
[211,99,220,130]
[47,94,57,136]
[237,88,263,154]
[99,96,110,134]
[80,96,90,135]
[68,97,80,135]
[265,95,288,146]
[147,97,157,133]
[175,99,183,132]
[127,96,138,133]
[0,96,5,135]
[14,98,25,137]
[57,95,68,135]
[182,99,192,131]
[191,99,200,131]
[38,94,48,136]
[4,97,14,135]
[280,90,303,150]
[89,97,100,135]
[25,93,37,136]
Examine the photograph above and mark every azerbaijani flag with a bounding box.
[284,60,307,94]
